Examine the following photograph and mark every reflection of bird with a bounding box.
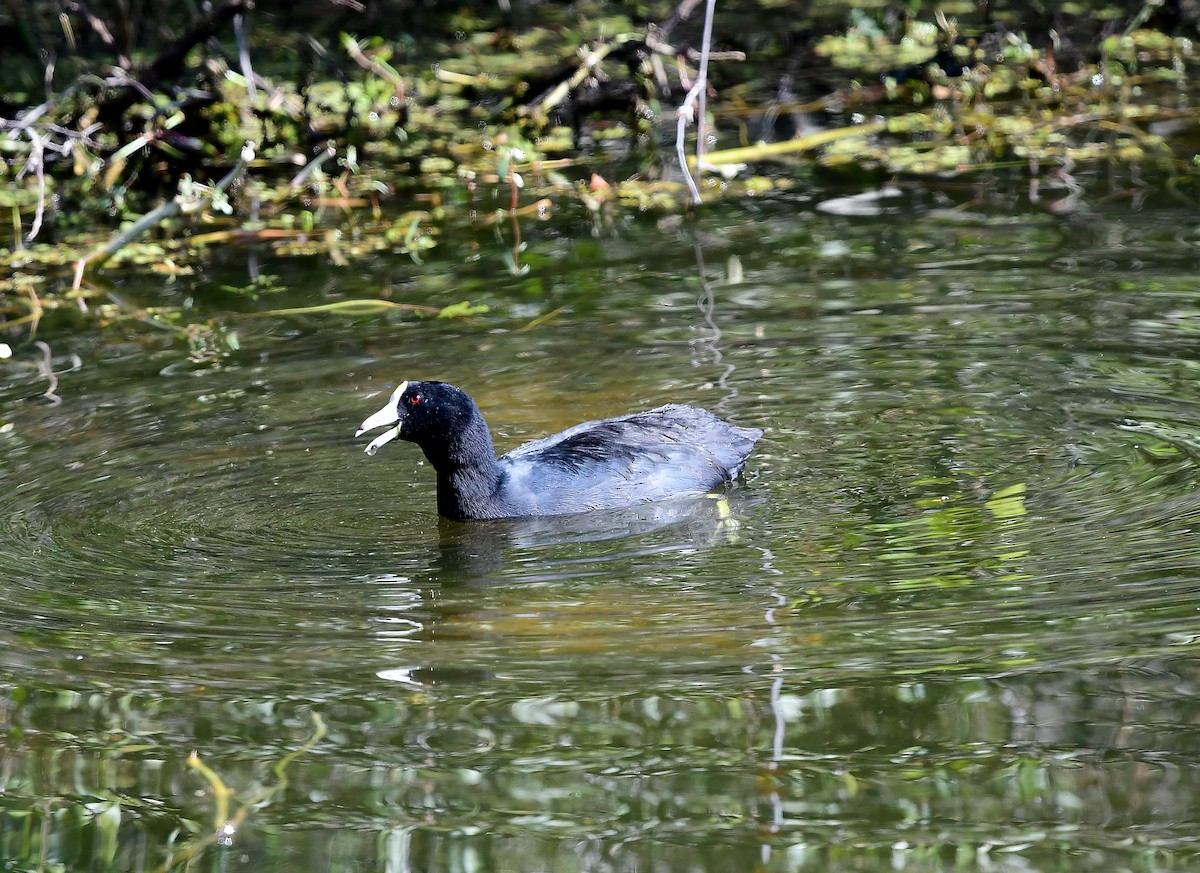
[356,380,763,521]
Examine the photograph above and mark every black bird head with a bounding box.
[356,380,490,467]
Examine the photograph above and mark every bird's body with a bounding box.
[356,381,763,521]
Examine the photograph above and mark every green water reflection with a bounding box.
[2,188,1200,871]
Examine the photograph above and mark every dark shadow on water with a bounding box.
[427,489,764,585]
[369,489,766,688]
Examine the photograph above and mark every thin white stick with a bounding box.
[25,129,46,242]
[694,0,716,170]
[234,12,257,104]
[676,81,703,205]
[675,0,717,206]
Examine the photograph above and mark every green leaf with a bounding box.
[437,301,489,319]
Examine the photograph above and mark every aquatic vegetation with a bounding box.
[1,0,1198,345]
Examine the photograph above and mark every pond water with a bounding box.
[3,176,1200,872]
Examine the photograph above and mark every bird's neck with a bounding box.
[437,464,503,520]
[422,417,504,520]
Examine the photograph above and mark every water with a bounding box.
[3,181,1200,872]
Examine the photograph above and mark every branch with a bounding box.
[97,0,253,122]
[72,147,253,289]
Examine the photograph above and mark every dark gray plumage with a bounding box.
[356,380,762,521]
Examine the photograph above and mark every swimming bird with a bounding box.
[355,380,762,521]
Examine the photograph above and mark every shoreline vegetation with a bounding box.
[1,0,1198,341]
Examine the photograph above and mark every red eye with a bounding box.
[407,394,422,406]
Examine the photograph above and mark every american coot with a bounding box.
[356,380,763,521]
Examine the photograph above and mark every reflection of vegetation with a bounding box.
[166,713,326,871]
[0,689,326,872]
[6,671,1196,871]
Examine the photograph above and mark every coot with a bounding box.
[355,380,763,521]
